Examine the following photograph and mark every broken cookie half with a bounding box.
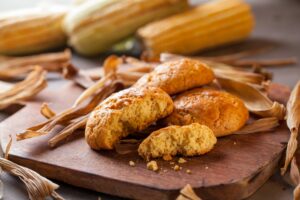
[138,123,217,161]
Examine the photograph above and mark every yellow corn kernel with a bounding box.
[138,0,255,58]
[0,7,67,56]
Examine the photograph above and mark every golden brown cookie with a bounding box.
[165,88,249,137]
[85,86,174,150]
[138,123,217,160]
[134,58,214,95]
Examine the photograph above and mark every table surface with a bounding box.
[0,0,299,199]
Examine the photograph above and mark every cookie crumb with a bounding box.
[170,161,175,165]
[147,160,159,172]
[163,155,173,161]
[178,157,187,164]
[173,165,180,171]
[163,169,168,173]
[129,161,135,167]
[205,166,209,170]
[186,169,192,174]
[233,141,237,145]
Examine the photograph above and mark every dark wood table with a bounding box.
[0,0,299,199]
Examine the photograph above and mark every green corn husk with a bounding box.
[64,0,189,56]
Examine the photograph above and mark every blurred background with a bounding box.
[1,0,299,87]
[0,0,299,200]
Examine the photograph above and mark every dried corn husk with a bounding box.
[72,55,123,105]
[0,7,67,56]
[64,0,189,55]
[103,55,122,75]
[17,79,121,145]
[41,103,56,119]
[48,117,87,147]
[217,76,286,120]
[223,57,297,67]
[48,79,122,147]
[17,54,132,146]
[1,136,63,200]
[62,63,95,89]
[0,158,64,199]
[45,57,125,147]
[73,73,114,107]
[73,55,123,106]
[213,68,264,85]
[160,51,296,69]
[0,50,71,79]
[290,157,300,200]
[68,56,156,88]
[195,46,271,63]
[176,184,202,200]
[121,58,156,73]
[0,66,47,110]
[160,53,266,85]
[70,56,156,88]
[234,117,279,135]
[281,81,300,175]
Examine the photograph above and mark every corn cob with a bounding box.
[0,7,67,56]
[64,0,189,56]
[138,0,255,58]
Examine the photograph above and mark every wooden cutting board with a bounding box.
[0,81,290,200]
